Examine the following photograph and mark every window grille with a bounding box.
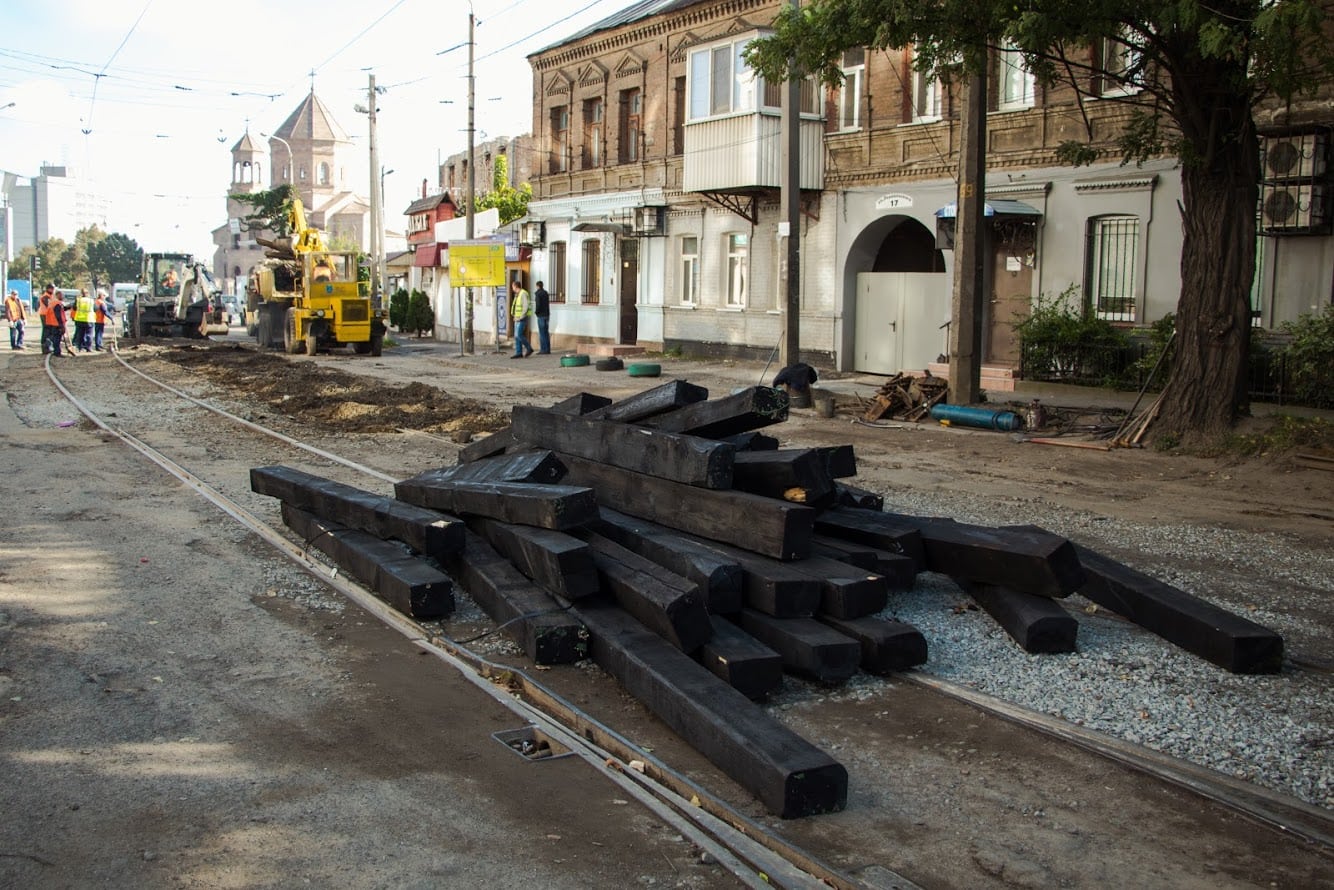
[1086,216,1138,322]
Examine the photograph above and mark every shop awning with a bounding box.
[413,243,446,267]
[934,199,1042,218]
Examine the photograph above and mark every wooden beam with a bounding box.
[832,482,884,511]
[959,579,1078,654]
[575,603,848,818]
[644,385,789,439]
[440,529,587,665]
[731,449,834,506]
[698,615,784,700]
[467,517,599,601]
[815,445,857,479]
[394,477,598,531]
[555,452,814,560]
[578,531,712,653]
[512,406,735,489]
[817,615,928,675]
[594,508,743,614]
[409,451,568,485]
[719,431,781,452]
[810,535,916,590]
[690,539,822,618]
[458,392,612,463]
[734,610,862,685]
[585,380,709,422]
[788,555,888,620]
[812,507,926,572]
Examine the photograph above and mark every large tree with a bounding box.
[474,154,533,225]
[748,0,1333,442]
[84,230,143,288]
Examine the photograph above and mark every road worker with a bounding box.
[94,290,112,351]
[72,288,95,352]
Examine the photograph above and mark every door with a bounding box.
[986,245,1033,365]
[618,239,638,344]
[854,272,944,374]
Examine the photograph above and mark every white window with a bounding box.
[680,236,699,305]
[1099,34,1142,97]
[837,48,864,130]
[912,69,943,122]
[998,44,1035,111]
[724,233,748,308]
[689,39,758,120]
[1086,216,1138,322]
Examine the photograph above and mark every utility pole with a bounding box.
[367,73,382,308]
[463,10,477,354]
[948,61,987,405]
[779,0,801,369]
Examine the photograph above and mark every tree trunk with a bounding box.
[1156,65,1259,445]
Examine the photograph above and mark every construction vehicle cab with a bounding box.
[132,253,226,339]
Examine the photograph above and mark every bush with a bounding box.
[1279,304,1334,409]
[388,288,409,331]
[1015,287,1132,386]
[406,290,434,338]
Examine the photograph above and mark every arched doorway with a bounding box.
[845,216,948,374]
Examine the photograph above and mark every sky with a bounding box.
[0,0,625,261]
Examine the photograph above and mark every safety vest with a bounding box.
[38,296,53,325]
[510,289,531,320]
[95,298,108,324]
[4,294,23,321]
[74,294,95,323]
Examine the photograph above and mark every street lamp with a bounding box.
[259,132,293,185]
[379,167,394,303]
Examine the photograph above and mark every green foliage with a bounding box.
[389,288,409,330]
[1014,287,1132,386]
[474,154,533,225]
[230,185,297,236]
[1278,304,1334,409]
[85,231,143,287]
[16,238,79,289]
[406,290,434,337]
[1213,416,1333,458]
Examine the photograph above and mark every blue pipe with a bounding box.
[929,403,1022,431]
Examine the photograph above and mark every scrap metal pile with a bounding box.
[859,371,949,422]
[251,382,1283,820]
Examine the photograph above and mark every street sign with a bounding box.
[448,239,506,288]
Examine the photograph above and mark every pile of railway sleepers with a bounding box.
[250,380,1284,819]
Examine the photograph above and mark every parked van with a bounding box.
[112,282,139,313]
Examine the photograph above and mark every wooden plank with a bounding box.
[439,529,587,665]
[578,531,712,653]
[281,504,453,619]
[810,535,916,590]
[812,507,926,571]
[408,451,568,485]
[689,539,822,618]
[555,452,814,560]
[698,615,784,700]
[882,511,1085,597]
[575,602,848,818]
[457,392,612,463]
[251,465,464,558]
[585,380,708,422]
[594,508,743,614]
[512,406,735,489]
[817,615,928,674]
[731,449,834,507]
[1073,542,1283,674]
[959,579,1078,654]
[734,610,862,685]
[788,555,888,620]
[467,517,599,601]
[393,476,598,531]
[644,385,789,439]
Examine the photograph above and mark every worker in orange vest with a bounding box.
[5,288,27,350]
[93,290,112,351]
[37,285,57,355]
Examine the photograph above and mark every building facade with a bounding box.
[523,0,1332,372]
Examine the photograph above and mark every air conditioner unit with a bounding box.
[631,206,664,236]
[519,220,545,247]
[1260,183,1329,232]
[1263,133,1328,180]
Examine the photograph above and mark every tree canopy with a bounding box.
[747,0,1334,442]
[474,154,533,225]
[230,184,297,237]
[85,230,144,286]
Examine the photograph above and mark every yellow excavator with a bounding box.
[248,196,386,355]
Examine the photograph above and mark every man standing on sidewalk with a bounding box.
[509,278,534,359]
[5,289,27,350]
[533,280,551,354]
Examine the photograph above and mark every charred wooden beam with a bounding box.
[815,445,857,479]
[281,504,453,619]
[731,449,834,507]
[817,615,928,674]
[720,431,780,452]
[408,451,567,486]
[251,465,463,559]
[577,531,711,653]
[832,482,884,511]
[810,535,916,590]
[788,555,889,620]
[812,508,925,571]
[575,603,848,818]
[554,452,814,560]
[594,509,743,614]
[1073,542,1283,674]
[734,610,862,685]
[958,579,1078,654]
[439,529,586,664]
[512,406,735,489]
[585,380,709,422]
[458,392,612,463]
[394,477,598,531]
[644,385,789,439]
[698,615,784,700]
[467,517,599,601]
[689,539,822,618]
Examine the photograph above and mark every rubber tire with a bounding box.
[560,354,590,367]
[283,308,303,355]
[305,332,319,356]
[352,341,371,355]
[627,362,661,378]
[595,357,624,372]
[369,334,383,357]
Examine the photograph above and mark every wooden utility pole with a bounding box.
[367,74,381,308]
[948,64,987,405]
[464,10,477,354]
[779,0,802,368]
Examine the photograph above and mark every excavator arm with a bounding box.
[286,196,327,255]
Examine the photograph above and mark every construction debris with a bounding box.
[859,371,949,422]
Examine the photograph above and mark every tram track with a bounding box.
[37,345,1334,887]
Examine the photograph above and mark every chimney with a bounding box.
[422,178,428,198]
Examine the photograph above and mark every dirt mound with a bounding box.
[149,343,509,435]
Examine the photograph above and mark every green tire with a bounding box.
[560,354,591,367]
[627,362,661,378]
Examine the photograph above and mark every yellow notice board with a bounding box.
[448,240,507,287]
